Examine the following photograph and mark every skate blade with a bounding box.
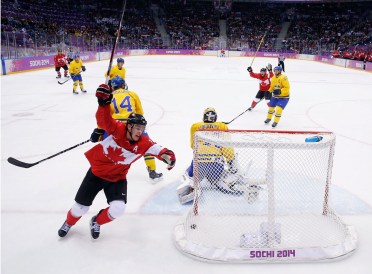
[150,176,164,184]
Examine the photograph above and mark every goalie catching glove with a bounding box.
[159,149,176,170]
[96,84,113,106]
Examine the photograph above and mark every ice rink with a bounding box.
[1,55,372,274]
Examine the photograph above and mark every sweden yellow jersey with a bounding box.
[105,65,126,80]
[109,88,143,120]
[190,121,234,162]
[269,74,290,98]
[69,59,84,75]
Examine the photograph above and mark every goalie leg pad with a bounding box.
[214,178,244,196]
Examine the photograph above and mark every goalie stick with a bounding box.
[7,139,90,168]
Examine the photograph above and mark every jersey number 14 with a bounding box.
[112,96,132,114]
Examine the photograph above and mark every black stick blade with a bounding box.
[7,157,37,168]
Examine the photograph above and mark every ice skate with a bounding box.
[58,221,71,237]
[90,215,100,239]
[264,118,271,124]
[148,167,163,183]
[272,122,278,128]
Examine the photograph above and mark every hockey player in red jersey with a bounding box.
[247,64,274,111]
[54,48,69,79]
[58,84,176,239]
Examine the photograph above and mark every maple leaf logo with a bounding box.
[106,146,125,163]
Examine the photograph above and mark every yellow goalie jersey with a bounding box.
[110,88,143,120]
[105,65,126,80]
[190,121,234,163]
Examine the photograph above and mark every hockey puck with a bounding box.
[190,224,197,229]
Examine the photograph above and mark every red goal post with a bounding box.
[173,129,357,262]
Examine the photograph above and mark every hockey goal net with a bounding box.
[217,49,228,57]
[174,130,357,262]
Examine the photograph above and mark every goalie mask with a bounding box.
[203,107,217,123]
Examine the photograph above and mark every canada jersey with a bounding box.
[106,65,126,80]
[110,89,144,120]
[269,74,290,98]
[85,105,165,182]
[54,54,67,67]
[249,71,274,91]
[69,59,84,75]
[190,121,234,162]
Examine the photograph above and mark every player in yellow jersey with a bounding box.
[265,66,290,128]
[177,107,243,204]
[90,76,163,182]
[105,58,127,89]
[69,55,86,95]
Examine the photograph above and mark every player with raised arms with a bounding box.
[58,83,176,239]
[247,64,274,111]
[90,76,164,182]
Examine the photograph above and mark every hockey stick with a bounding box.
[58,70,86,85]
[223,108,250,125]
[7,139,90,168]
[58,77,71,85]
[223,98,265,125]
[249,30,267,67]
[105,0,128,85]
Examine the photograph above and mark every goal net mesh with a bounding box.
[173,130,357,262]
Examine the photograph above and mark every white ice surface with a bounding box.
[1,56,372,274]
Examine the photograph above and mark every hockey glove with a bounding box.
[247,66,253,73]
[267,63,272,71]
[159,149,176,170]
[96,84,113,106]
[90,128,105,143]
[82,66,86,72]
[273,89,281,96]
